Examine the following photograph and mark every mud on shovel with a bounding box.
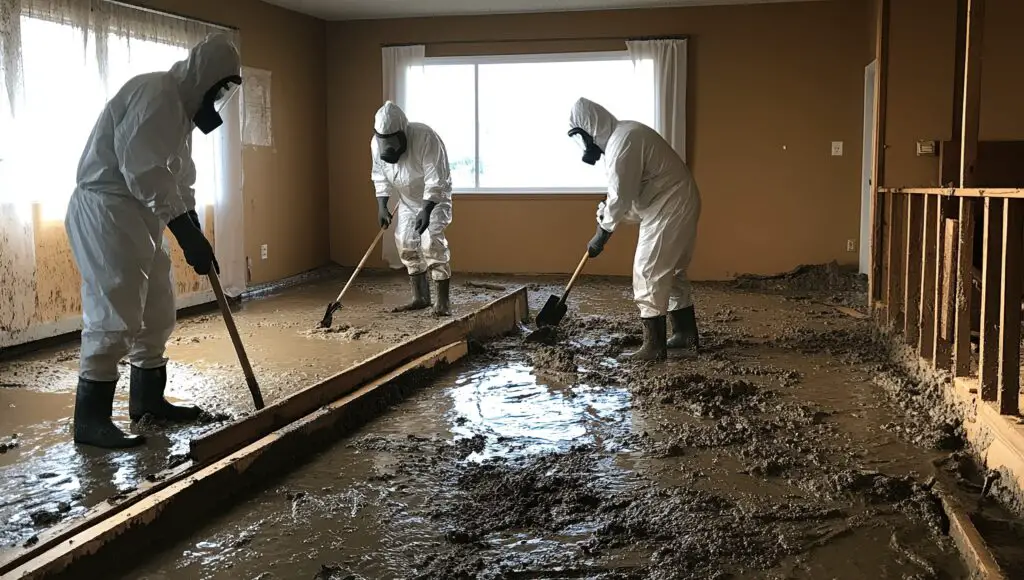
[319,223,389,328]
[527,252,589,342]
[208,268,265,410]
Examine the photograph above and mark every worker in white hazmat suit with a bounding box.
[568,97,702,361]
[65,34,242,449]
[371,101,454,316]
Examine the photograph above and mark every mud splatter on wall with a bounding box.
[0,204,216,348]
[0,205,38,335]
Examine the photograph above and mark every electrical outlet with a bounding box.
[260,244,268,260]
[831,141,844,156]
[846,239,856,252]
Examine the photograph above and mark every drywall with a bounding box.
[1,0,327,348]
[882,0,1024,187]
[327,0,873,280]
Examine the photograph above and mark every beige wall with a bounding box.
[883,0,1024,187]
[8,0,328,341]
[327,0,874,280]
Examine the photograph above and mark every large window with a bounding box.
[0,14,221,220]
[405,52,655,193]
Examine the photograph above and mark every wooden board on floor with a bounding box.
[3,341,469,580]
[190,287,529,464]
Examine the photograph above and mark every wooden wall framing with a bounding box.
[870,0,1023,417]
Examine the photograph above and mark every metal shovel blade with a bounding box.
[535,294,567,328]
[318,301,341,329]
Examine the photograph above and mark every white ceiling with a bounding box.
[261,0,817,22]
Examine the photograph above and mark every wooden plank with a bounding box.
[959,0,986,189]
[904,195,925,344]
[880,188,1024,198]
[954,198,977,376]
[920,196,938,360]
[189,287,529,464]
[941,218,959,340]
[997,200,1022,415]
[933,482,1008,580]
[4,341,470,580]
[933,201,953,368]
[868,0,890,305]
[980,198,1003,400]
[886,192,905,327]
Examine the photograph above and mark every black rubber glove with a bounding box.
[415,201,437,235]
[377,197,392,229]
[168,213,218,275]
[185,209,219,273]
[588,225,613,258]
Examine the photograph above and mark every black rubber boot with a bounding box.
[667,306,700,350]
[129,365,202,423]
[433,278,451,317]
[622,316,668,362]
[392,273,431,312]
[74,379,145,449]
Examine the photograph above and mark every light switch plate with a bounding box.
[831,141,844,156]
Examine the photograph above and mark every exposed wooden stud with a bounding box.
[997,200,1022,415]
[190,288,530,463]
[959,0,986,188]
[933,199,952,367]
[886,192,905,327]
[954,198,977,376]
[868,0,890,306]
[904,195,925,344]
[980,199,1003,400]
[920,196,938,360]
[941,218,959,340]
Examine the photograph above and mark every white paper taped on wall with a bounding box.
[240,66,273,148]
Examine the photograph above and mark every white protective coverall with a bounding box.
[370,102,454,281]
[66,34,240,382]
[570,97,702,319]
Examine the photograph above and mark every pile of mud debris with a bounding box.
[331,283,993,579]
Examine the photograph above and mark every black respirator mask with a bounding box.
[568,127,603,165]
[193,75,242,135]
[376,130,408,164]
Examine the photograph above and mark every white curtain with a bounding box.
[0,0,244,346]
[626,39,688,161]
[379,44,424,269]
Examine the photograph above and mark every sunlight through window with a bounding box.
[406,52,655,193]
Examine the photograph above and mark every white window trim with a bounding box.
[422,50,635,195]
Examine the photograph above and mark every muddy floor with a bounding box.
[116,266,990,579]
[0,270,520,549]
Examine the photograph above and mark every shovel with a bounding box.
[319,224,389,328]
[529,251,590,340]
[209,268,265,410]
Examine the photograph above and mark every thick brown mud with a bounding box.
[120,271,987,579]
[0,270,510,549]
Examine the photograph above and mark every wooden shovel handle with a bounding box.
[333,225,388,304]
[209,268,265,410]
[561,252,590,301]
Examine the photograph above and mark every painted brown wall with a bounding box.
[327,0,874,280]
[20,0,327,337]
[883,0,1024,187]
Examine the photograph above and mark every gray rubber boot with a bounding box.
[129,365,201,422]
[74,379,145,449]
[433,278,451,317]
[623,316,668,361]
[392,273,431,312]
[667,306,700,350]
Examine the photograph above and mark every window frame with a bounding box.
[417,50,645,195]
